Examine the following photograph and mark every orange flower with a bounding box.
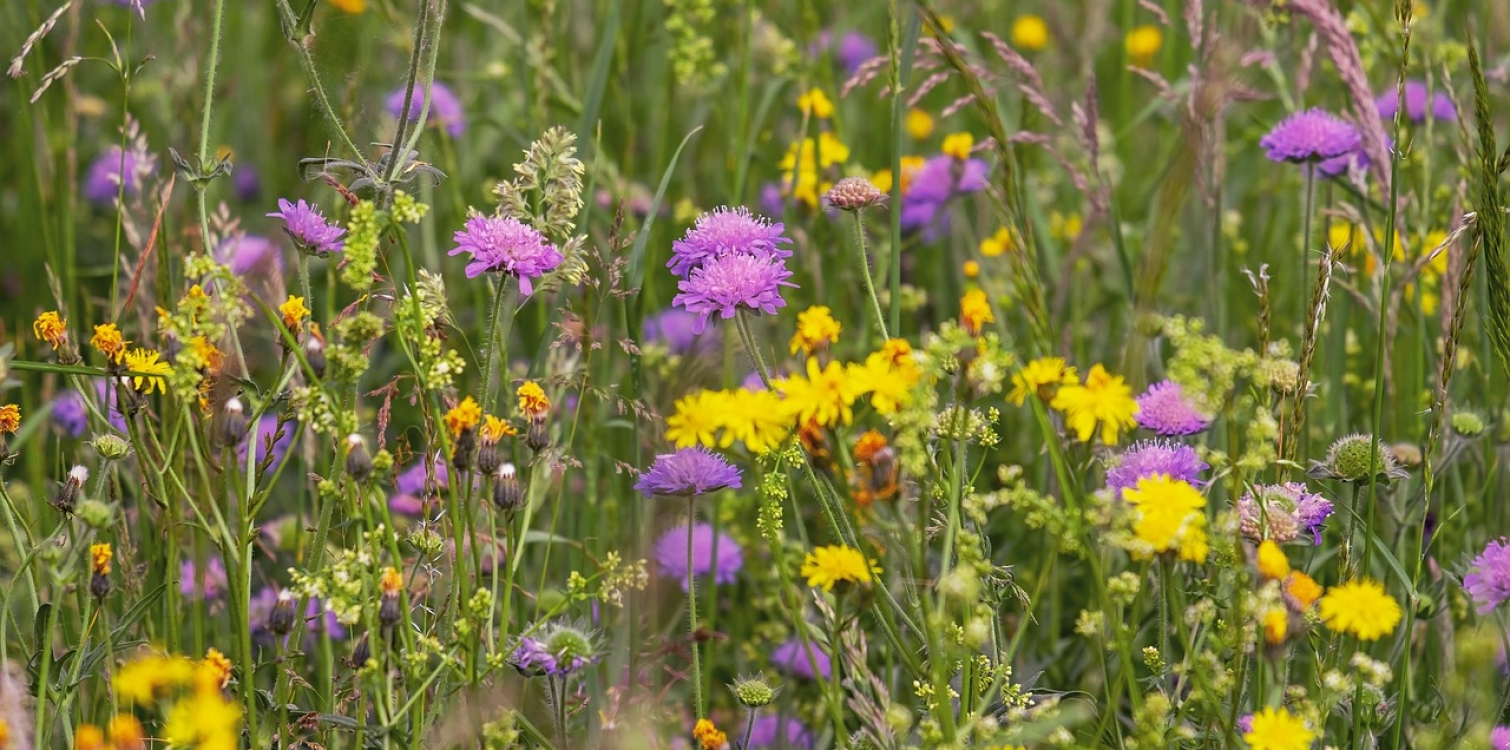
[0,404,19,434]
[90,323,130,363]
[33,311,68,350]
[517,381,551,417]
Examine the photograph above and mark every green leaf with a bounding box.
[111,584,166,641]
[1469,41,1510,380]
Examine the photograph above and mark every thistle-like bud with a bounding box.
[89,542,112,600]
[345,434,373,481]
[1308,433,1406,484]
[349,634,371,669]
[822,176,886,212]
[493,463,524,513]
[526,415,549,452]
[269,590,297,636]
[451,427,476,473]
[115,376,143,416]
[51,465,89,516]
[728,673,777,708]
[305,323,328,379]
[477,443,502,475]
[92,434,132,461]
[378,566,403,628]
[218,396,248,448]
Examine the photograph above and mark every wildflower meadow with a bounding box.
[4,0,1510,748]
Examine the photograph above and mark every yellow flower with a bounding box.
[906,108,935,139]
[776,358,860,428]
[790,305,843,355]
[1122,474,1208,562]
[0,404,19,434]
[1008,357,1077,405]
[91,323,130,364]
[122,348,172,395]
[847,346,922,415]
[1050,364,1137,444]
[980,227,1016,257]
[942,132,974,160]
[74,724,106,750]
[801,544,881,591]
[666,390,728,448]
[329,0,366,12]
[445,396,483,436]
[1242,706,1315,750]
[1049,211,1082,241]
[33,311,68,350]
[1256,540,1290,580]
[1284,571,1323,610]
[1318,579,1402,641]
[960,289,994,335]
[1012,14,1050,50]
[693,718,728,750]
[204,648,233,690]
[481,414,516,443]
[1125,24,1164,65]
[114,653,198,706]
[797,89,834,119]
[870,155,925,195]
[380,565,404,597]
[161,687,242,750]
[279,295,311,329]
[517,381,551,417]
[1262,607,1289,645]
[188,335,224,375]
[722,388,793,454]
[963,260,980,278]
[90,542,113,575]
[107,713,146,750]
[780,133,850,207]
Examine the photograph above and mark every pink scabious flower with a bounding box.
[1465,538,1510,615]
[1493,726,1510,750]
[216,234,283,277]
[385,81,466,137]
[1237,482,1334,545]
[84,145,153,206]
[448,215,563,295]
[181,556,228,600]
[634,446,742,498]
[673,252,796,333]
[1375,79,1455,123]
[1105,439,1207,496]
[268,198,346,255]
[1259,109,1361,164]
[653,522,743,591]
[748,716,815,749]
[668,206,793,279]
[771,638,831,680]
[1134,380,1211,436]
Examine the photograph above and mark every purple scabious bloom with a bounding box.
[668,206,793,279]
[388,493,428,517]
[181,557,228,600]
[1236,483,1333,544]
[449,215,563,295]
[385,82,466,137]
[748,716,815,749]
[234,165,262,202]
[673,253,796,333]
[643,307,717,355]
[508,621,597,678]
[1375,79,1455,123]
[241,415,296,475]
[1259,109,1361,163]
[759,182,786,218]
[1134,380,1211,436]
[83,146,152,206]
[771,638,831,680]
[1105,439,1207,496]
[268,198,346,255]
[634,446,742,498]
[899,154,989,238]
[396,454,449,496]
[52,389,89,438]
[216,234,283,277]
[1493,726,1510,750]
[653,522,743,590]
[1465,538,1510,615]
[812,30,879,76]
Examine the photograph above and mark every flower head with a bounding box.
[669,206,793,279]
[747,716,814,749]
[1318,578,1402,641]
[480,415,515,444]
[790,305,842,355]
[654,522,743,590]
[516,381,551,418]
[1008,357,1078,405]
[665,390,729,448]
[1465,538,1510,615]
[1051,364,1139,444]
[635,446,742,498]
[777,358,860,428]
[1012,14,1050,50]
[181,557,228,600]
[1375,79,1455,123]
[1122,474,1209,562]
[1125,24,1163,65]
[84,146,152,205]
[385,82,466,136]
[822,176,886,211]
[449,215,562,295]
[122,348,171,395]
[1284,571,1324,610]
[90,323,129,364]
[107,713,146,750]
[204,648,232,690]
[1256,540,1290,580]
[1106,439,1207,494]
[770,639,830,680]
[673,252,796,334]
[1134,380,1211,435]
[34,311,68,350]
[797,89,834,119]
[279,296,311,329]
[1260,109,1361,164]
[216,234,283,277]
[1237,483,1334,544]
[801,544,881,591]
[444,396,483,437]
[0,405,19,435]
[268,198,346,255]
[847,346,922,415]
[1493,726,1510,750]
[1242,706,1315,750]
[693,718,729,750]
[91,542,113,575]
[1309,433,1405,484]
[900,154,990,235]
[960,289,994,335]
[508,620,597,677]
[643,307,717,355]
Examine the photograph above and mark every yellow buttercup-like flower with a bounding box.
[1284,571,1323,610]
[1008,356,1078,405]
[666,390,729,448]
[780,133,850,207]
[776,358,860,428]
[941,131,974,160]
[74,725,106,750]
[122,348,172,395]
[722,388,793,454]
[790,305,842,355]
[1262,607,1288,645]
[801,544,881,591]
[90,542,113,575]
[1122,474,1209,562]
[797,89,834,119]
[1242,706,1315,750]
[1012,14,1050,51]
[870,155,925,196]
[980,227,1016,257]
[444,396,483,437]
[1050,364,1137,444]
[1125,24,1164,65]
[960,289,994,335]
[963,260,980,278]
[114,652,198,706]
[847,346,922,415]
[1318,579,1402,641]
[1256,540,1290,580]
[279,295,311,329]
[204,648,233,690]
[906,108,935,140]
[481,414,516,443]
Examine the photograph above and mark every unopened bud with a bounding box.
[477,443,502,475]
[345,434,373,481]
[219,396,248,448]
[305,324,327,379]
[526,415,549,452]
[269,590,297,636]
[51,465,88,516]
[493,463,523,513]
[90,571,111,600]
[451,428,476,473]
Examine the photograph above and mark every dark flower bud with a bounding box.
[477,443,502,475]
[493,462,523,513]
[52,465,89,516]
[345,434,373,481]
[218,396,248,448]
[451,428,476,473]
[115,376,143,416]
[349,634,371,669]
[90,571,111,600]
[269,590,297,636]
[305,324,327,379]
[378,566,403,629]
[526,415,550,452]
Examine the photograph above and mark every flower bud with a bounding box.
[729,673,777,708]
[218,396,247,448]
[345,434,373,481]
[269,590,297,636]
[51,465,88,516]
[525,415,549,452]
[477,443,502,475]
[493,463,524,513]
[349,634,371,669]
[91,434,132,461]
[76,499,113,529]
[305,323,328,379]
[822,176,886,211]
[451,427,476,473]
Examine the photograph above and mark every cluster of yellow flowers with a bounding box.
[1011,357,1139,444]
[101,650,241,750]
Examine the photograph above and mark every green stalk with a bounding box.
[686,496,704,719]
[853,210,889,344]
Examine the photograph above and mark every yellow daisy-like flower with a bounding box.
[801,544,881,591]
[1284,571,1323,610]
[847,347,922,415]
[114,653,198,706]
[189,335,225,375]
[780,133,851,207]
[963,260,980,278]
[444,396,483,437]
[722,388,793,454]
[161,685,242,750]
[1242,706,1315,750]
[91,323,130,364]
[481,414,516,444]
[789,305,843,355]
[980,227,1015,258]
[1122,474,1209,562]
[906,108,935,140]
[0,404,20,435]
[329,0,366,12]
[122,347,172,395]
[380,566,404,597]
[1256,540,1290,580]
[870,155,925,195]
[776,358,861,428]
[960,289,994,335]
[279,295,311,329]
[1318,579,1402,641]
[204,648,233,690]
[74,724,106,750]
[666,390,728,448]
[1262,607,1289,645]
[1050,364,1138,444]
[693,718,728,750]
[107,713,146,750]
[797,89,834,119]
[941,131,974,160]
[517,381,551,417]
[1012,14,1050,51]
[33,310,68,350]
[1125,24,1164,66]
[90,542,113,575]
[1007,356,1078,405]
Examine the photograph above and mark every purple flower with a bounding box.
[653,522,743,590]
[759,182,786,218]
[249,588,348,649]
[239,415,296,475]
[643,307,717,355]
[1105,439,1207,495]
[216,234,283,277]
[396,454,449,496]
[1465,538,1510,615]
[748,716,815,749]
[669,206,793,279]
[268,198,346,255]
[508,621,597,678]
[234,165,262,202]
[83,146,152,206]
[1375,79,1455,123]
[635,446,742,498]
[899,154,989,238]
[52,389,88,438]
[1259,109,1361,164]
[448,215,563,295]
[771,638,831,680]
[385,82,466,137]
[672,252,796,333]
[1134,380,1211,436]
[181,557,228,600]
[1493,726,1510,750]
[1237,483,1333,545]
[812,30,879,76]
[388,493,428,517]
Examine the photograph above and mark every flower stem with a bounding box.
[853,211,889,343]
[686,496,704,719]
